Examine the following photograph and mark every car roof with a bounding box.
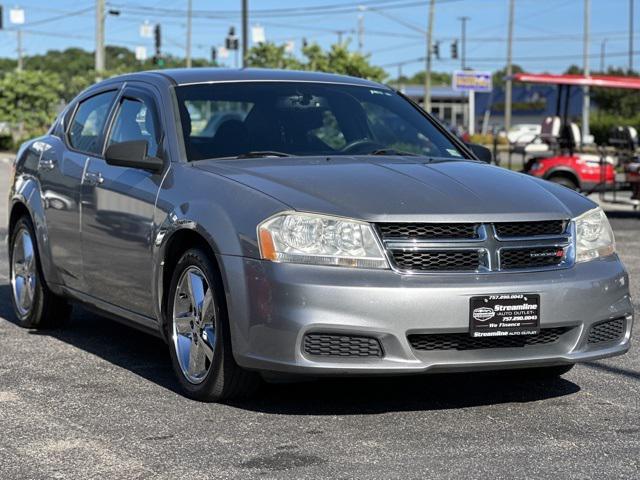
[108,68,388,89]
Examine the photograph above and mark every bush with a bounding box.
[589,113,640,145]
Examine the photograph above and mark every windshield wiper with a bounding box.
[235,151,292,159]
[368,148,419,157]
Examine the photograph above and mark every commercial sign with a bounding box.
[452,70,492,92]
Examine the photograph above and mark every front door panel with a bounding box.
[81,161,160,317]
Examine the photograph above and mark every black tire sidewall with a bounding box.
[165,248,231,401]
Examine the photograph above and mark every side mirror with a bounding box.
[105,140,164,172]
[466,143,493,163]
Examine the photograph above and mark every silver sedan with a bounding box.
[7,69,633,401]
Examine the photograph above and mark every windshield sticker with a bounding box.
[447,149,462,157]
[370,89,392,96]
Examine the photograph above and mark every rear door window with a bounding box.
[68,91,117,155]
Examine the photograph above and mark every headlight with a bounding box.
[574,207,616,263]
[258,212,389,269]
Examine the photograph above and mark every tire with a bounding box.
[518,364,575,379]
[9,215,72,328]
[548,176,578,191]
[166,248,260,402]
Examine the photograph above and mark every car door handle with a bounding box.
[38,158,56,171]
[83,171,104,185]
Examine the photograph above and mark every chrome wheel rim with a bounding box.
[11,227,37,318]
[172,266,216,384]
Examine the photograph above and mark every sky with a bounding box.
[0,0,637,78]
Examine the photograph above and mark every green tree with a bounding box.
[396,71,452,86]
[491,64,524,88]
[246,41,387,82]
[0,70,65,138]
[246,43,302,69]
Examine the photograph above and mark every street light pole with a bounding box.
[186,0,192,67]
[505,0,514,132]
[582,0,590,143]
[600,38,607,72]
[95,0,105,78]
[630,0,635,72]
[242,0,248,68]
[424,0,435,112]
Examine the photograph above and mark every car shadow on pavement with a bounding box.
[0,284,581,413]
[0,284,181,395]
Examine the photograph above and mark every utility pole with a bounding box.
[582,0,590,143]
[186,0,192,67]
[458,16,469,70]
[17,29,23,71]
[95,0,105,78]
[600,38,607,72]
[630,0,635,72]
[358,6,365,52]
[424,0,435,112]
[504,0,514,132]
[242,0,248,68]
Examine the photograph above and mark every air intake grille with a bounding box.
[587,318,626,344]
[500,247,565,270]
[408,327,571,351]
[303,333,383,358]
[390,250,483,271]
[494,220,566,238]
[377,223,479,240]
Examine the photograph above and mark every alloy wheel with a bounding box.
[11,227,37,318]
[172,266,216,384]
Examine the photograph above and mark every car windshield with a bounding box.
[175,81,466,161]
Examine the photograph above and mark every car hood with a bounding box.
[194,156,596,222]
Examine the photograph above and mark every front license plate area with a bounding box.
[469,294,540,338]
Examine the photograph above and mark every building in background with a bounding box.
[401,83,584,133]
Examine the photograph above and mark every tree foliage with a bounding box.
[0,70,65,138]
[246,42,387,82]
[396,71,452,86]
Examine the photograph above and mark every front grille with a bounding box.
[494,220,566,238]
[587,318,626,344]
[303,333,383,358]
[500,247,565,270]
[377,223,478,240]
[390,250,483,272]
[408,327,571,351]
[376,220,571,274]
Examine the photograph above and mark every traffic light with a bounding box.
[433,41,440,60]
[225,26,239,50]
[154,24,161,57]
[211,47,217,63]
[451,40,458,59]
[153,24,165,66]
[0,6,3,30]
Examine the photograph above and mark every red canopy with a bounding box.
[513,72,640,90]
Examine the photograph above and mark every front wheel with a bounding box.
[166,248,260,402]
[9,216,71,328]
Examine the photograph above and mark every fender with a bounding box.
[9,143,66,295]
[150,166,290,338]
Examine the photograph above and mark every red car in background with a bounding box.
[525,153,615,192]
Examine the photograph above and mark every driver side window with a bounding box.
[107,97,160,157]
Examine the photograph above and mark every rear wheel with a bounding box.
[166,248,260,402]
[548,175,578,191]
[9,216,71,328]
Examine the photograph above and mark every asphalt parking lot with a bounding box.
[0,157,638,479]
